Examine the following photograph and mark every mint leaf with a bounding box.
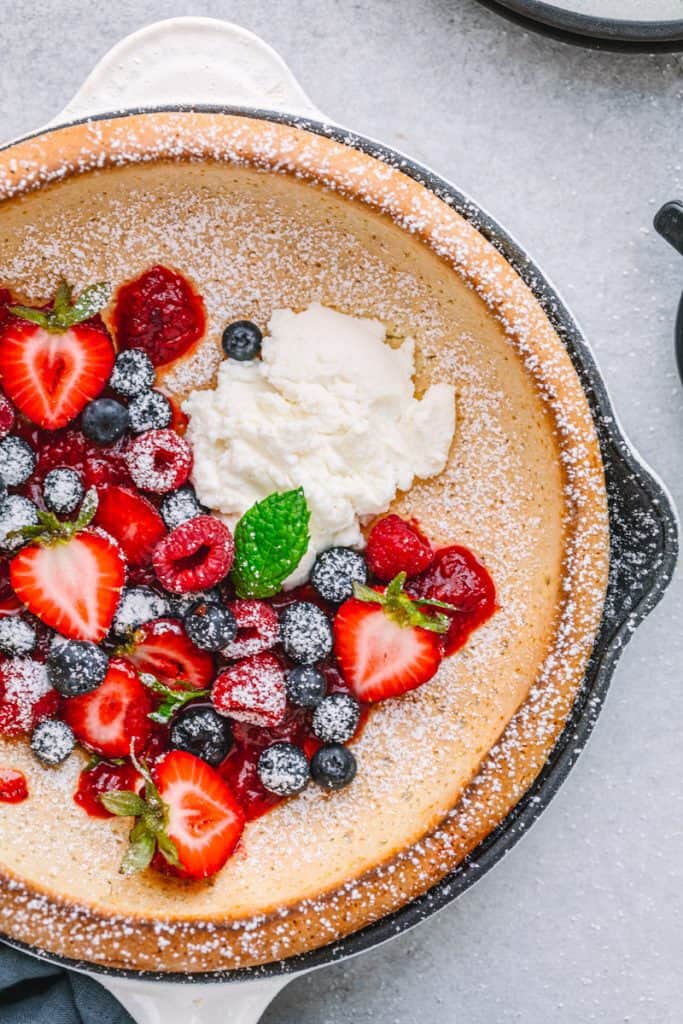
[231,488,311,598]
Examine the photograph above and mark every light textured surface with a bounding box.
[0,1,681,1021]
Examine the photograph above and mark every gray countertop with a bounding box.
[2,1,682,1021]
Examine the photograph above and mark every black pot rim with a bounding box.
[0,105,677,984]
[475,0,683,50]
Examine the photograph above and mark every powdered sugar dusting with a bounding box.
[0,113,611,972]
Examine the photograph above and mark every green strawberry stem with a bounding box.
[138,672,210,725]
[100,745,181,876]
[9,280,110,334]
[352,572,455,634]
[8,487,99,547]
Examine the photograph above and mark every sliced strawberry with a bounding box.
[63,658,152,757]
[94,485,166,567]
[11,529,125,642]
[333,597,443,702]
[0,321,114,430]
[212,653,287,728]
[123,618,214,690]
[153,750,244,878]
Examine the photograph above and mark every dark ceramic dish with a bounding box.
[1,107,678,981]
[476,0,683,51]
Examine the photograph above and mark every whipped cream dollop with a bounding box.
[184,303,455,586]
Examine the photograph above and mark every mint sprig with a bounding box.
[138,672,210,725]
[353,572,456,634]
[100,748,181,876]
[9,280,110,333]
[231,488,311,599]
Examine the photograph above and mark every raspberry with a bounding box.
[0,394,15,439]
[222,600,280,659]
[0,658,60,737]
[366,515,434,581]
[212,652,287,728]
[126,429,192,494]
[35,429,86,478]
[153,515,234,593]
[83,444,132,489]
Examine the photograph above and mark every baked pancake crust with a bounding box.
[0,114,609,972]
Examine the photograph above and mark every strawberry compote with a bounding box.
[113,266,206,367]
[0,767,28,803]
[409,545,496,655]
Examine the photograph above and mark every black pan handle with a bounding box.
[654,200,683,254]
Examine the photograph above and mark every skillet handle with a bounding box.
[50,17,327,126]
[598,429,677,645]
[94,972,292,1024]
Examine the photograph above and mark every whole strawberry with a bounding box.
[366,515,433,581]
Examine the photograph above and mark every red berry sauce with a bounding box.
[0,767,28,803]
[409,545,496,656]
[74,760,140,818]
[113,265,206,368]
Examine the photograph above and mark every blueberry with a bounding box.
[111,586,170,638]
[310,743,357,790]
[257,742,310,796]
[0,616,36,656]
[310,547,368,604]
[81,398,129,444]
[170,705,233,766]
[279,602,333,665]
[47,640,109,696]
[183,601,236,652]
[286,665,327,708]
[30,718,75,766]
[159,485,206,530]
[170,586,221,620]
[109,348,155,398]
[43,467,84,516]
[0,436,36,486]
[311,693,360,744]
[222,320,262,361]
[0,495,39,552]
[128,390,172,434]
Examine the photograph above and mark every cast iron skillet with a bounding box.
[1,106,678,981]
[654,201,683,382]
[475,0,683,51]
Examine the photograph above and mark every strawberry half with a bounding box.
[333,573,449,703]
[94,485,166,567]
[101,750,244,879]
[9,489,125,642]
[153,751,244,878]
[0,282,114,429]
[63,658,152,758]
[122,618,214,690]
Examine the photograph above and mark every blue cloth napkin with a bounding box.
[0,943,133,1023]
